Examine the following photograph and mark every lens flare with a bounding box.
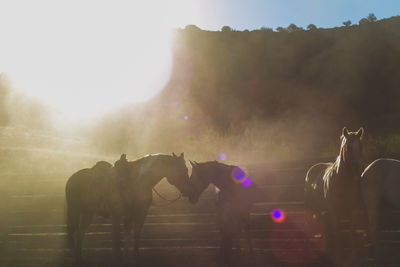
[219,153,226,161]
[242,177,252,188]
[231,167,252,188]
[184,115,188,120]
[271,209,286,223]
[232,167,246,184]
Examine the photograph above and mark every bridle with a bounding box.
[151,188,182,207]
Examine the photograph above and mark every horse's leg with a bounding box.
[70,212,82,265]
[218,214,234,264]
[112,215,122,263]
[365,200,381,266]
[122,214,134,261]
[349,208,366,267]
[243,216,253,255]
[76,212,93,264]
[66,206,80,254]
[219,234,233,266]
[349,210,357,266]
[325,208,342,267]
[133,204,150,258]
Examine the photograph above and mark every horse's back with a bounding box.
[305,162,333,190]
[306,162,333,182]
[362,158,400,208]
[65,169,93,206]
[305,162,333,214]
[66,161,113,208]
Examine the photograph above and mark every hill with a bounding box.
[92,16,400,163]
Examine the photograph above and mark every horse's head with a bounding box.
[341,127,364,177]
[165,152,192,198]
[114,154,130,180]
[188,161,211,204]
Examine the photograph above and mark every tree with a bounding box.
[359,13,377,25]
[307,24,317,31]
[287,23,303,32]
[260,26,273,32]
[367,13,377,23]
[0,73,11,126]
[276,27,287,33]
[342,20,352,27]
[221,26,232,32]
[359,18,369,25]
[185,25,200,31]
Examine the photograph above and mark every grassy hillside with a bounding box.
[92,16,400,163]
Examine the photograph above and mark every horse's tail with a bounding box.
[65,178,78,249]
[304,163,332,233]
[304,167,316,213]
[304,163,330,211]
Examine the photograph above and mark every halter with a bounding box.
[151,188,182,207]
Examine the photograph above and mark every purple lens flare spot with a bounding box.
[271,209,286,223]
[242,177,252,188]
[232,167,246,181]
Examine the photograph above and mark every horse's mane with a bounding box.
[331,134,349,174]
[128,153,171,164]
[198,161,237,169]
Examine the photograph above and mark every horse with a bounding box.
[188,160,264,263]
[304,127,364,266]
[65,160,121,263]
[111,152,192,260]
[361,158,400,265]
[65,152,192,264]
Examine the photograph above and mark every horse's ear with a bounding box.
[189,160,195,167]
[356,127,364,139]
[180,152,184,158]
[342,127,349,138]
[172,152,177,157]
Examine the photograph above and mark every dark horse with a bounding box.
[65,153,191,264]
[65,160,117,263]
[304,127,364,266]
[361,158,400,266]
[188,160,263,263]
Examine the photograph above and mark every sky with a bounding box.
[0,0,399,122]
[177,0,400,30]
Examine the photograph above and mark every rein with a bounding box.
[151,188,182,207]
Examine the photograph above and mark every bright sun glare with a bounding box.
[0,0,201,121]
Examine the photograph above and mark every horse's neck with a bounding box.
[214,165,263,203]
[143,156,172,189]
[335,149,352,178]
[211,165,233,191]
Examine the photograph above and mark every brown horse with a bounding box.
[304,127,364,266]
[65,153,192,264]
[65,160,120,263]
[188,160,264,263]
[361,158,400,266]
[112,153,192,260]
